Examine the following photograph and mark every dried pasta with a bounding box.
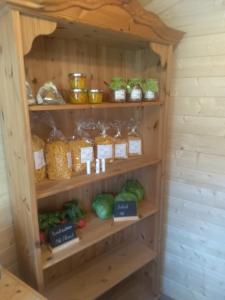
[46,140,72,180]
[95,123,114,163]
[69,139,94,173]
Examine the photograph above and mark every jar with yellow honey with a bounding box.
[69,89,88,104]
[88,89,103,104]
[68,73,87,89]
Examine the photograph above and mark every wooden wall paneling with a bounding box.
[0,10,43,289]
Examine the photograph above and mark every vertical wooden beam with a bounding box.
[0,9,44,290]
[149,42,174,297]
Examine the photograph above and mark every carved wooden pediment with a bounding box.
[2,0,184,44]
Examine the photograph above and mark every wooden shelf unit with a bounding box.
[29,101,162,111]
[37,157,160,199]
[42,201,158,269]
[0,1,183,299]
[46,240,157,300]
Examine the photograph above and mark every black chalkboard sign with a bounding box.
[114,201,139,221]
[48,222,75,248]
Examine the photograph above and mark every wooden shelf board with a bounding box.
[42,201,158,269]
[36,157,160,199]
[29,101,161,111]
[45,240,157,300]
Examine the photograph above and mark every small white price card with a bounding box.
[81,147,93,163]
[33,150,45,170]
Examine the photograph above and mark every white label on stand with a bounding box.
[97,144,113,159]
[145,90,155,100]
[115,143,127,159]
[96,159,100,174]
[80,147,93,163]
[129,140,142,155]
[101,159,106,173]
[131,89,142,100]
[86,160,91,175]
[33,150,45,170]
[115,89,126,100]
[67,152,72,168]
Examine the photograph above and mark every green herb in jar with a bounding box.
[141,79,159,101]
[108,77,127,102]
[127,78,143,102]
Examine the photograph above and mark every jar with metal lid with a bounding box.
[142,79,159,101]
[109,77,127,103]
[127,78,143,102]
[68,73,87,89]
[69,89,88,104]
[88,89,103,104]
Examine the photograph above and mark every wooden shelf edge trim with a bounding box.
[29,101,162,111]
[42,202,159,270]
[45,240,157,300]
[36,158,161,199]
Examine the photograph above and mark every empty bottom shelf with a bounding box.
[46,240,156,300]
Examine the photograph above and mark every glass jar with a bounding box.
[144,91,157,101]
[112,88,126,103]
[89,89,103,104]
[69,73,87,89]
[69,89,88,104]
[128,85,143,102]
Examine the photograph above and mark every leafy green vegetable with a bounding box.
[63,200,85,222]
[121,180,144,203]
[114,192,138,204]
[38,200,85,231]
[109,77,126,91]
[92,194,114,220]
[126,78,142,93]
[141,79,159,93]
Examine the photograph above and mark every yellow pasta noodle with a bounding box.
[46,140,72,180]
[69,139,94,173]
[95,122,114,163]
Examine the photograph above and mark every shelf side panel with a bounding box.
[0,10,43,289]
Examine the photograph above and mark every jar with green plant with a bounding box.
[126,78,143,102]
[108,77,127,102]
[141,79,159,101]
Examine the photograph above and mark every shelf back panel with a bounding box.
[24,34,160,97]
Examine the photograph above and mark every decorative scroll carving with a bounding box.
[150,43,170,67]
[5,0,184,45]
[20,15,57,55]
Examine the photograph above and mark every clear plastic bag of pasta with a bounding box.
[69,121,94,173]
[45,116,72,180]
[95,121,114,163]
[127,119,143,157]
[32,134,46,182]
[112,120,128,160]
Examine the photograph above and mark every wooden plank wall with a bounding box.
[141,0,225,299]
[0,130,18,274]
